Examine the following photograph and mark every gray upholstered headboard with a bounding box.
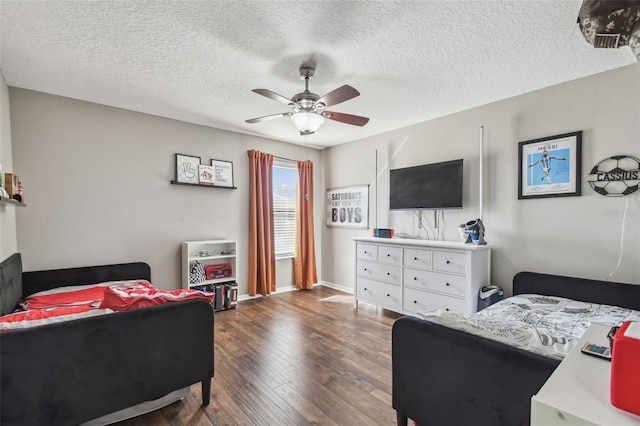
[513,271,640,311]
[0,253,22,316]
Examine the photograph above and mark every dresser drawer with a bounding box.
[404,248,432,269]
[356,260,401,284]
[356,243,378,261]
[403,268,467,298]
[377,245,402,265]
[432,250,467,275]
[403,287,467,314]
[357,277,402,310]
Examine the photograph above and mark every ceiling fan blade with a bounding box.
[316,85,360,108]
[245,112,292,123]
[321,111,369,127]
[252,89,294,106]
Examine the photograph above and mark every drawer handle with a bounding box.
[445,308,450,311]
[386,272,391,276]
[387,294,390,297]
[364,288,368,291]
[387,253,390,257]
[413,300,417,304]
[446,282,450,287]
[446,260,451,264]
[413,277,417,280]
[364,250,368,254]
[364,268,368,271]
[414,257,418,260]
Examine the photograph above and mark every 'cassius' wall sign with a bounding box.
[588,155,640,197]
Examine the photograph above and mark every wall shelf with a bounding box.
[170,181,237,190]
[0,196,26,207]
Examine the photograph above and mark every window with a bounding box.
[273,165,298,259]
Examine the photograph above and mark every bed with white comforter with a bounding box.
[392,271,640,426]
[420,294,640,360]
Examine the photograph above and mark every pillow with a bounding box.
[100,281,214,311]
[0,306,113,331]
[19,280,152,310]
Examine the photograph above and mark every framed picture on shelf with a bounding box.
[198,165,215,185]
[175,154,201,184]
[518,131,582,199]
[210,159,234,187]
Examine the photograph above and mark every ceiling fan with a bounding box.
[245,66,369,135]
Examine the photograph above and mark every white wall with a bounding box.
[9,89,323,294]
[322,65,640,293]
[0,71,18,260]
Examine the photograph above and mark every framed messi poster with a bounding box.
[518,131,582,199]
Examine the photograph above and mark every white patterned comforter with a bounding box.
[419,294,640,360]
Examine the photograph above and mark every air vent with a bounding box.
[594,33,621,48]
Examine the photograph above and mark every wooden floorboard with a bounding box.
[114,286,402,426]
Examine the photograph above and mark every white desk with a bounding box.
[531,323,640,425]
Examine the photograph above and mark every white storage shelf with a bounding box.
[182,240,237,289]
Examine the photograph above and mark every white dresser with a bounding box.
[354,237,491,315]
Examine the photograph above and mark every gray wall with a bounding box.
[7,64,640,297]
[0,72,18,260]
[9,89,323,294]
[322,65,640,293]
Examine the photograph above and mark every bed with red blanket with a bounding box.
[0,253,215,426]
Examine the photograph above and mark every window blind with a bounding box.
[273,165,298,258]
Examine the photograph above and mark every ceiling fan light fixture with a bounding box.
[246,66,368,134]
[290,112,325,134]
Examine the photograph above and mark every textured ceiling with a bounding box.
[0,1,637,148]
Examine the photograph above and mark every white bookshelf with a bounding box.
[181,239,237,289]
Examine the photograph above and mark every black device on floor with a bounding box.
[581,342,612,361]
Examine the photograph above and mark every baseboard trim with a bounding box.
[238,283,317,302]
[237,281,351,302]
[318,280,353,294]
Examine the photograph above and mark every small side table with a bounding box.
[531,323,640,425]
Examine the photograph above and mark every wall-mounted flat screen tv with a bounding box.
[389,159,463,210]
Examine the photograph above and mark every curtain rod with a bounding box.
[273,155,298,163]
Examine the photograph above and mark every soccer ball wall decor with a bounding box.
[588,155,640,196]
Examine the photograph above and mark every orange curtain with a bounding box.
[247,150,276,296]
[294,160,318,290]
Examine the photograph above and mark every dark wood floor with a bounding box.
[115,286,402,426]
